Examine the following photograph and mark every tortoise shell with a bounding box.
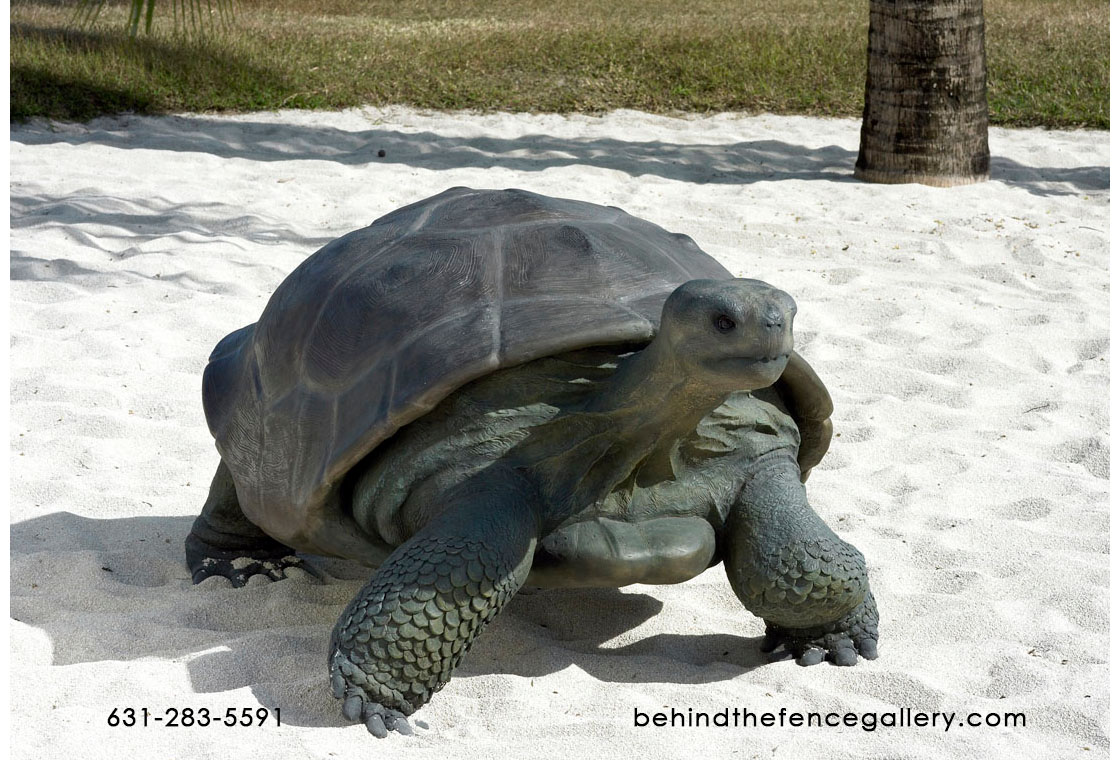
[202,187,737,552]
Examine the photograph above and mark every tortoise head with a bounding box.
[657,278,795,393]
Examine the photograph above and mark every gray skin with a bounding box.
[187,188,878,738]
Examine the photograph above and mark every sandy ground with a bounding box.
[9,108,1109,759]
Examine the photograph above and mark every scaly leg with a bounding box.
[328,472,540,737]
[724,450,879,665]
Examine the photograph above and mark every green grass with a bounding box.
[10,0,1109,127]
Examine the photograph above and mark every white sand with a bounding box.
[9,108,1109,759]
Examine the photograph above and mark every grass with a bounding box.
[10,0,1109,127]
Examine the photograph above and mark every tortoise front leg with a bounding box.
[724,450,879,666]
[329,473,540,737]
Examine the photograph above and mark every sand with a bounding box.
[9,108,1109,759]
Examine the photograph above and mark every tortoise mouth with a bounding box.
[702,352,791,388]
[717,352,791,369]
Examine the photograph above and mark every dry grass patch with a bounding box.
[10,0,1108,126]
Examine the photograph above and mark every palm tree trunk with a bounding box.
[855,0,990,187]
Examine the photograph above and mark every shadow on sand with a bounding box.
[8,193,321,291]
[11,511,775,728]
[11,115,1108,198]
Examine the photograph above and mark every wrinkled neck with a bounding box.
[508,340,740,518]
[583,336,732,442]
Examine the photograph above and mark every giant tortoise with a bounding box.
[188,187,879,737]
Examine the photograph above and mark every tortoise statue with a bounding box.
[188,187,879,737]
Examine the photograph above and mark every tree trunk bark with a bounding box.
[855,0,990,187]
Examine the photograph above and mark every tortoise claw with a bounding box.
[186,533,322,587]
[360,705,412,738]
[796,646,827,666]
[190,552,321,587]
[762,592,880,667]
[330,651,417,738]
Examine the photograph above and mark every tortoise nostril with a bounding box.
[763,310,784,330]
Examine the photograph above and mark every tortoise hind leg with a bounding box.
[186,460,317,586]
[329,471,540,737]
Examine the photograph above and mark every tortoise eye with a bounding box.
[715,315,736,333]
